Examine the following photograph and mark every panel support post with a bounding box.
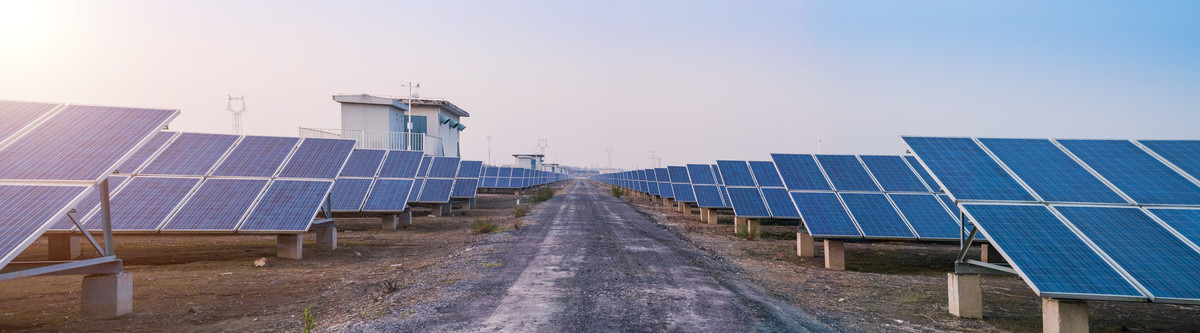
[315,224,337,251]
[48,235,82,260]
[797,231,815,257]
[469,198,477,209]
[734,217,748,235]
[663,197,675,207]
[277,234,302,260]
[699,208,711,223]
[677,202,692,214]
[81,272,132,319]
[1042,298,1087,333]
[399,209,413,227]
[824,240,845,270]
[747,219,761,240]
[947,273,983,319]
[434,203,452,217]
[981,244,1005,263]
[382,214,398,230]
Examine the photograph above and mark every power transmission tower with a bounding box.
[606,147,613,169]
[537,138,549,155]
[227,95,248,135]
[649,151,658,168]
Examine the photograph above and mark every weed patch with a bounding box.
[472,219,499,234]
[532,187,555,203]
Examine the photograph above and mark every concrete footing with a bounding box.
[699,208,712,224]
[434,203,452,217]
[382,210,414,230]
[48,235,82,260]
[81,272,132,319]
[824,240,845,270]
[277,235,302,260]
[747,219,761,239]
[677,202,692,214]
[948,273,983,319]
[663,197,676,207]
[981,244,1004,263]
[797,231,815,257]
[734,217,748,235]
[315,225,337,251]
[1042,298,1087,333]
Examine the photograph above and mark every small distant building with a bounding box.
[513,153,544,170]
[312,93,470,157]
[542,163,562,173]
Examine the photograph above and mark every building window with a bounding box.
[401,115,427,134]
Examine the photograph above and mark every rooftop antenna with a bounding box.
[487,135,493,165]
[817,138,822,154]
[227,95,247,135]
[401,82,420,150]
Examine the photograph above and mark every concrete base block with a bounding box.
[382,214,398,230]
[277,235,302,260]
[981,244,1005,263]
[1042,298,1088,333]
[663,198,675,207]
[398,209,413,227]
[315,225,337,251]
[468,198,477,209]
[81,272,132,319]
[48,235,82,260]
[747,219,761,239]
[824,240,845,270]
[677,202,692,214]
[948,273,983,319]
[797,231,816,257]
[433,203,452,217]
[734,217,748,235]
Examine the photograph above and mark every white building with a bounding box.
[312,94,470,157]
[513,153,544,170]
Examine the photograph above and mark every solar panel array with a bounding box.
[715,160,799,219]
[333,149,423,213]
[414,156,461,203]
[451,160,484,199]
[0,100,178,269]
[905,137,1200,303]
[476,166,569,190]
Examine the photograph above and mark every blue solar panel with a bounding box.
[939,195,956,214]
[727,187,770,218]
[669,166,691,184]
[1056,206,1200,301]
[212,136,301,178]
[51,175,131,230]
[427,157,461,178]
[961,204,1143,299]
[1148,209,1200,248]
[761,188,799,218]
[418,179,454,203]
[1059,139,1200,205]
[451,179,479,198]
[457,161,484,178]
[717,161,756,186]
[277,138,355,179]
[840,193,914,238]
[0,105,177,181]
[0,101,58,142]
[770,154,831,191]
[416,156,433,178]
[720,186,731,208]
[483,166,499,177]
[906,155,941,192]
[91,177,200,231]
[498,167,513,178]
[658,182,674,198]
[1141,140,1200,181]
[141,133,239,176]
[686,165,714,184]
[749,161,785,187]
[363,179,415,211]
[816,155,880,192]
[330,178,374,211]
[791,192,860,237]
[655,168,670,182]
[408,179,425,201]
[115,131,176,174]
[482,177,498,188]
[240,180,333,232]
[378,151,424,178]
[340,149,387,178]
[692,185,724,208]
[672,183,695,202]
[979,138,1126,204]
[860,155,929,192]
[902,137,1035,201]
[0,184,89,267]
[162,179,268,231]
[889,194,959,239]
[713,165,724,185]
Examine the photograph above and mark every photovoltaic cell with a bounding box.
[482,176,498,188]
[672,184,695,202]
[770,154,831,191]
[1056,206,1200,301]
[457,161,484,178]
[840,193,913,238]
[692,185,724,208]
[0,100,58,142]
[330,178,374,211]
[906,155,941,192]
[363,179,415,211]
[791,192,860,237]
[860,155,928,192]
[427,157,461,178]
[668,166,691,184]
[687,164,717,185]
[451,179,479,198]
[0,104,177,181]
[889,194,959,239]
[0,185,88,267]
[1147,209,1200,248]
[748,161,785,187]
[115,131,176,174]
[408,179,425,202]
[277,138,355,179]
[162,179,268,231]
[141,133,239,176]
[658,182,674,198]
[416,156,433,178]
[90,177,200,231]
[482,166,498,177]
[727,187,770,218]
[979,138,1126,204]
[961,204,1143,299]
[417,179,454,203]
[717,161,756,186]
[902,137,1035,201]
[339,149,387,178]
[212,136,300,177]
[1059,139,1200,205]
[816,155,880,192]
[1141,140,1200,181]
[378,151,425,178]
[240,180,333,232]
[761,188,799,218]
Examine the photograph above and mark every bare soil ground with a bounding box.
[614,184,1200,332]
[0,193,526,332]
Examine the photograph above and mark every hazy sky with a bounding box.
[2,1,1197,170]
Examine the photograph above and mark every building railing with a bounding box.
[299,127,442,155]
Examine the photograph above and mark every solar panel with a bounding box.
[408,179,425,202]
[363,179,415,211]
[978,138,1126,204]
[417,179,454,203]
[1058,139,1200,205]
[816,155,879,192]
[88,177,200,231]
[378,151,425,178]
[902,137,1035,201]
[839,193,914,238]
[0,101,58,143]
[669,166,691,184]
[860,155,929,192]
[451,179,480,198]
[0,185,90,266]
[50,175,131,230]
[141,133,239,176]
[212,135,301,177]
[655,168,673,198]
[161,178,269,231]
[791,192,860,237]
[770,154,831,191]
[1148,208,1200,247]
[427,157,461,178]
[761,188,800,218]
[115,131,176,174]
[905,155,941,192]
[727,187,770,218]
[456,161,484,178]
[748,161,785,187]
[416,156,433,178]
[1141,140,1200,182]
[889,194,959,239]
[692,185,724,208]
[239,180,334,232]
[716,161,756,186]
[339,149,387,178]
[330,178,374,212]
[277,138,356,179]
[671,184,694,202]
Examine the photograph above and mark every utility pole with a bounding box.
[606,147,613,170]
[401,82,420,151]
[226,96,247,135]
[487,136,493,165]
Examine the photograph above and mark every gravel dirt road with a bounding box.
[343,179,830,332]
